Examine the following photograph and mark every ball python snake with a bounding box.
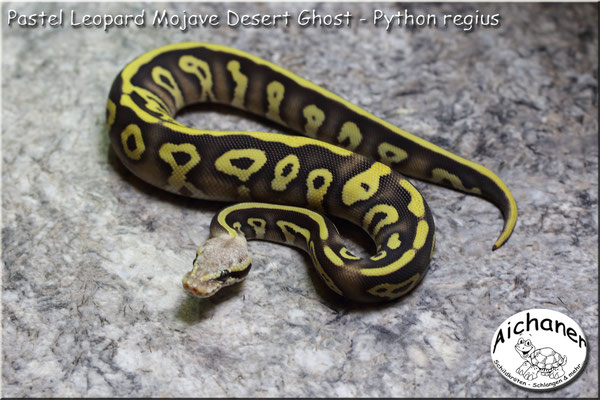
[106,42,517,303]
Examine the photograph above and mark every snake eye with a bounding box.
[217,269,231,281]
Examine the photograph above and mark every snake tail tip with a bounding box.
[492,236,508,251]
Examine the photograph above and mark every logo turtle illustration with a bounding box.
[514,338,567,380]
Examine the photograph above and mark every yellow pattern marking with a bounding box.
[309,241,343,295]
[378,142,408,164]
[106,99,116,131]
[430,233,436,259]
[413,220,429,250]
[363,204,399,237]
[361,249,416,277]
[370,250,387,261]
[342,163,392,206]
[217,203,330,239]
[120,124,146,160]
[340,247,360,260]
[178,55,216,102]
[306,169,333,210]
[303,105,325,137]
[276,220,311,246]
[360,218,430,278]
[266,81,285,124]
[215,149,267,182]
[271,154,300,191]
[158,143,202,194]
[367,273,420,299]
[247,218,266,239]
[387,233,402,250]
[337,121,362,151]
[151,66,184,111]
[323,246,344,267]
[399,179,425,218]
[123,87,175,123]
[431,168,482,195]
[227,60,248,108]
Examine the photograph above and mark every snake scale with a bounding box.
[106,42,517,303]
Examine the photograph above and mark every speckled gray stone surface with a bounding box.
[1,2,597,397]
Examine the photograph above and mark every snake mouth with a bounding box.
[182,272,222,298]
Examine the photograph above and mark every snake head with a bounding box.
[182,234,251,298]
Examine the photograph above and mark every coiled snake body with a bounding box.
[107,43,517,303]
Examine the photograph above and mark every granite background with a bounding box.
[1,2,598,397]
